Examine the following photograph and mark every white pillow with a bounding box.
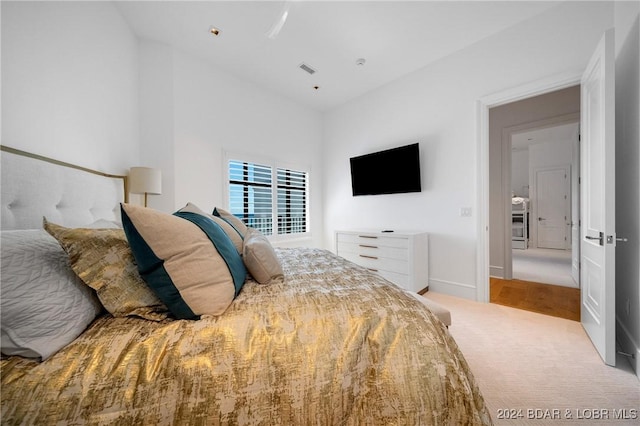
[0,229,103,360]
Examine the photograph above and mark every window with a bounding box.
[227,158,308,237]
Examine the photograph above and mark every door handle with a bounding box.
[586,232,604,246]
[538,217,546,221]
[606,235,629,244]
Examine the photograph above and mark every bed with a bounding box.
[1,146,492,425]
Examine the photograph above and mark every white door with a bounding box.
[580,29,616,366]
[535,166,570,249]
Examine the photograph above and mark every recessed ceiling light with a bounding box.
[209,26,220,36]
[356,58,366,66]
[313,86,320,90]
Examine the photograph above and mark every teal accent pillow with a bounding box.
[177,203,243,255]
[173,212,245,296]
[121,204,246,319]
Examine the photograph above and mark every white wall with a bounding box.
[516,137,575,204]
[528,141,573,170]
[2,1,323,248]
[511,150,529,198]
[1,1,139,174]
[614,0,640,378]
[323,2,613,299]
[138,40,175,213]
[138,43,324,247]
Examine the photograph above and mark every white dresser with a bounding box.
[335,230,429,293]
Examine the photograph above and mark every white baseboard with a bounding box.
[490,265,504,278]
[429,278,476,300]
[616,315,640,380]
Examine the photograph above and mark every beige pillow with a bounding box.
[44,219,169,321]
[177,203,243,255]
[213,207,248,238]
[243,228,284,284]
[121,204,247,319]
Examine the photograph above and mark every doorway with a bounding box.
[485,86,582,318]
[510,121,580,290]
[478,30,617,367]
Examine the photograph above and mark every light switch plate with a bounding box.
[460,207,472,217]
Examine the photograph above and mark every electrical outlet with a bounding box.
[460,207,472,217]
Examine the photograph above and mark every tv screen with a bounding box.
[350,143,422,196]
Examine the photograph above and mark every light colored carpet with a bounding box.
[512,248,576,288]
[423,292,640,425]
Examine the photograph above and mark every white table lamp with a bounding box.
[129,167,162,207]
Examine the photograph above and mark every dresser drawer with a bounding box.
[336,232,409,249]
[336,241,408,261]
[339,250,409,275]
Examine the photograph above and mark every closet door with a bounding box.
[535,165,570,249]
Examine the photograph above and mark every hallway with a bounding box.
[512,247,575,287]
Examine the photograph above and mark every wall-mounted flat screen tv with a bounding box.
[350,143,422,196]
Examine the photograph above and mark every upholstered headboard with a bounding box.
[1,146,127,230]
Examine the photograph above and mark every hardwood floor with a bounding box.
[490,277,581,321]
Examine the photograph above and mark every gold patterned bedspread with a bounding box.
[1,248,492,425]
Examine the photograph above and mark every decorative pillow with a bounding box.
[44,220,169,321]
[121,203,247,319]
[213,207,248,239]
[243,228,284,284]
[177,202,243,255]
[0,230,103,360]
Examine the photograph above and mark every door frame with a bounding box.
[476,72,581,302]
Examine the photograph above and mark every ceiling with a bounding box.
[115,1,562,112]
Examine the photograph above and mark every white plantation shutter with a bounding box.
[277,168,307,234]
[228,160,273,235]
[227,159,308,236]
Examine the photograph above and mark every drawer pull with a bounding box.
[359,235,378,239]
[360,254,378,260]
[359,244,378,249]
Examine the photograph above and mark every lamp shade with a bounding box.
[129,167,162,195]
